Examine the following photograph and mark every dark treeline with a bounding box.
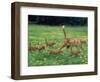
[28,15,87,26]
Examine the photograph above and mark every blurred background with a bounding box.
[28,15,87,26]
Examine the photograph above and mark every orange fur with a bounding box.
[28,45,38,51]
[48,50,63,55]
[38,45,46,51]
[71,50,80,56]
[47,41,56,47]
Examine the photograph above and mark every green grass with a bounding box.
[28,24,88,66]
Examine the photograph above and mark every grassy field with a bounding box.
[28,24,88,66]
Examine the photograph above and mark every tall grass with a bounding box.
[28,24,88,66]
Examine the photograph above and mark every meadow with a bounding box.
[28,24,88,66]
